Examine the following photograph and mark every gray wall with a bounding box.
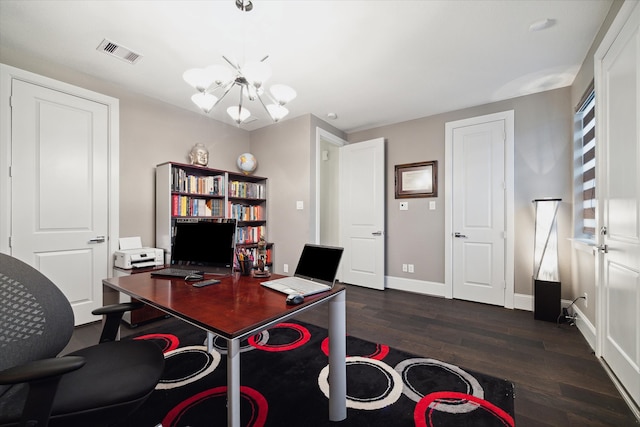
[349,88,574,298]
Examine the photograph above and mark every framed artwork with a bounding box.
[394,161,437,198]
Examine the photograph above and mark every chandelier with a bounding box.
[183,0,296,125]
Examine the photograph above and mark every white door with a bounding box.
[450,118,507,306]
[596,1,640,408]
[10,79,110,325]
[339,138,385,290]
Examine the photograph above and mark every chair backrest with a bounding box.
[0,253,74,395]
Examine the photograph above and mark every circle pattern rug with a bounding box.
[115,319,515,427]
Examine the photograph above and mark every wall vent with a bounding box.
[97,39,142,64]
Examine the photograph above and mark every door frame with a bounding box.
[0,64,119,273]
[314,127,347,245]
[444,110,515,308]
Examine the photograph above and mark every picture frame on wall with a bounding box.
[394,161,438,198]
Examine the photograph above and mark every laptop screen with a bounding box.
[171,219,237,270]
[294,244,344,284]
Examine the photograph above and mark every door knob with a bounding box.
[596,244,608,254]
[88,236,106,243]
[372,231,383,236]
[454,232,467,238]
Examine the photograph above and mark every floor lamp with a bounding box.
[533,198,561,322]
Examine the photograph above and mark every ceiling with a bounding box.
[0,0,612,133]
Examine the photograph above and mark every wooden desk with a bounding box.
[102,272,347,427]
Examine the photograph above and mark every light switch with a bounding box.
[400,202,409,210]
[429,201,436,210]
[296,201,304,210]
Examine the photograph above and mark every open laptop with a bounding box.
[261,244,344,297]
[151,219,237,279]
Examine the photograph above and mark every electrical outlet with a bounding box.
[408,264,414,273]
[583,292,588,308]
[283,263,289,273]
[402,264,408,272]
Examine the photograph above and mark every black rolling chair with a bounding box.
[0,253,165,427]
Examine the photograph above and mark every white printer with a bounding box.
[114,236,163,269]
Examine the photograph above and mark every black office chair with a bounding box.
[0,253,165,427]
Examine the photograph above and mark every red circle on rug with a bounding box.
[248,322,310,352]
[134,333,179,353]
[321,336,390,360]
[414,391,514,427]
[162,385,267,427]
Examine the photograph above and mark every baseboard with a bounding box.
[513,293,533,311]
[573,305,596,351]
[385,276,447,297]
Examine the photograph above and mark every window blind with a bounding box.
[578,90,596,236]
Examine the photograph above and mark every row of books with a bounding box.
[171,168,225,196]
[171,195,224,217]
[229,181,265,199]
[236,225,266,244]
[228,203,263,222]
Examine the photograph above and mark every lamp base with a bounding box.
[534,279,561,322]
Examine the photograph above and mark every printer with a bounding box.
[114,236,163,269]
[115,248,163,269]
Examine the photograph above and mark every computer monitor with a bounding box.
[170,218,237,274]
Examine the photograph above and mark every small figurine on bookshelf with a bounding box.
[253,236,271,278]
[189,143,209,166]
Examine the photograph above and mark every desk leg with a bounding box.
[328,290,347,421]
[207,332,214,353]
[227,338,240,427]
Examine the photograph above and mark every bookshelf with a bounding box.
[156,162,272,270]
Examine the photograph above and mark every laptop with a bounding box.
[151,219,237,279]
[261,244,344,297]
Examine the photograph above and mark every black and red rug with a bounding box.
[115,319,515,427]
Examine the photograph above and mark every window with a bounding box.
[575,84,596,237]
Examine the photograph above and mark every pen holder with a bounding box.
[239,259,252,276]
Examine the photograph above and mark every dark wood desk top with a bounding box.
[103,272,345,339]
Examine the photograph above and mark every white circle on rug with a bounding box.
[318,356,403,410]
[156,345,221,390]
[204,331,270,354]
[394,358,484,413]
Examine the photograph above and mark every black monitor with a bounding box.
[170,219,237,273]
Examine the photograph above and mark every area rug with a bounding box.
[114,319,515,427]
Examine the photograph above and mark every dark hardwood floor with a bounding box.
[68,284,639,426]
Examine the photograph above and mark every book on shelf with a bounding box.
[236,225,266,244]
[171,195,224,217]
[171,168,225,196]
[229,180,265,199]
[228,203,263,221]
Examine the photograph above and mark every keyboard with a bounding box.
[150,268,204,279]
[261,276,331,296]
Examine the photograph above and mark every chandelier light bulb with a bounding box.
[191,92,218,113]
[266,104,289,122]
[270,84,297,105]
[183,68,214,92]
[205,64,234,86]
[227,105,251,124]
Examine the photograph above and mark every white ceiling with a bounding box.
[0,0,612,133]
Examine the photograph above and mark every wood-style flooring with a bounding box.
[67,284,639,426]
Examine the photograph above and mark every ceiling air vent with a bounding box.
[96,39,142,64]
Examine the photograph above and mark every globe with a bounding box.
[237,152,257,175]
